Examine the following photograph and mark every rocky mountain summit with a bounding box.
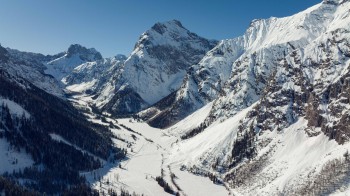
[64,20,217,116]
[45,44,103,81]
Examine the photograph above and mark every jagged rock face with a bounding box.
[215,8,350,191]
[167,1,350,194]
[207,1,341,123]
[140,37,245,128]
[212,0,350,163]
[131,20,216,75]
[78,20,218,116]
[323,0,349,5]
[63,20,216,117]
[66,44,103,61]
[143,0,341,128]
[120,20,217,105]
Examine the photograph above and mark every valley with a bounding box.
[1,0,350,195]
[69,93,229,195]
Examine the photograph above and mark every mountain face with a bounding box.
[0,44,103,98]
[63,55,126,94]
[165,0,350,195]
[140,38,244,128]
[64,20,217,116]
[142,0,350,129]
[0,45,65,97]
[0,53,124,194]
[45,44,103,81]
[121,20,217,105]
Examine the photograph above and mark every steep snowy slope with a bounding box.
[0,45,64,97]
[160,0,350,195]
[141,39,244,128]
[65,20,217,117]
[120,20,217,105]
[45,44,103,81]
[0,67,124,194]
[208,0,345,122]
[0,97,33,174]
[63,55,126,96]
[143,0,349,128]
[102,20,217,116]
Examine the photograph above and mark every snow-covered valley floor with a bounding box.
[68,93,350,196]
[69,94,229,196]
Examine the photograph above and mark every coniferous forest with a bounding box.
[0,70,126,194]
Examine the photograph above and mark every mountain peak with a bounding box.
[66,44,102,61]
[135,19,216,50]
[169,19,183,27]
[114,54,127,60]
[323,0,347,5]
[150,19,187,35]
[0,44,9,63]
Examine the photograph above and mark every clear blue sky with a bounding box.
[0,0,321,57]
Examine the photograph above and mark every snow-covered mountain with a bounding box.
[45,44,103,81]
[142,0,350,128]
[0,45,64,97]
[1,0,350,195]
[63,54,126,94]
[64,20,217,116]
[0,45,123,194]
[161,0,350,195]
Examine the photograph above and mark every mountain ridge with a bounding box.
[63,20,217,117]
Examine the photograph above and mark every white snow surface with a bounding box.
[0,50,65,97]
[46,54,88,82]
[71,2,350,195]
[78,101,350,196]
[1,1,349,195]
[0,137,33,174]
[45,44,103,83]
[166,102,213,136]
[168,103,256,166]
[246,118,347,195]
[0,97,30,119]
[70,94,229,195]
[86,117,230,196]
[172,0,350,123]
[66,80,97,93]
